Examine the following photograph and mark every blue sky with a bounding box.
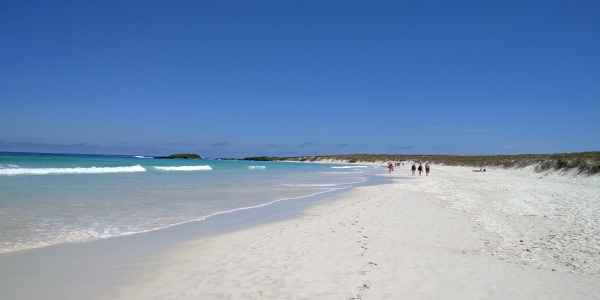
[1,0,599,158]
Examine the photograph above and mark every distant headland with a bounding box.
[154,153,202,159]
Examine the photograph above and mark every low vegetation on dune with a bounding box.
[244,152,600,175]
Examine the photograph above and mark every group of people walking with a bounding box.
[388,161,430,176]
[411,162,430,176]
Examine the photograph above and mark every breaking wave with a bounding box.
[154,165,213,171]
[248,166,266,170]
[0,165,147,175]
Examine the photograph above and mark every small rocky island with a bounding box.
[154,153,202,159]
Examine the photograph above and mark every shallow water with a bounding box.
[0,152,377,254]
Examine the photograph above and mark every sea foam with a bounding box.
[0,165,146,175]
[331,166,369,169]
[154,165,213,171]
[248,166,266,170]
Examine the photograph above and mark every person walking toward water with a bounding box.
[418,163,423,175]
[425,163,430,176]
[411,163,416,175]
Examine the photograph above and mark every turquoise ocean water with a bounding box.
[0,152,379,255]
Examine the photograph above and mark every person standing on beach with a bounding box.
[418,163,423,175]
[411,163,416,175]
[425,163,430,176]
[388,162,393,174]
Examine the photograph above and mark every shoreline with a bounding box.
[0,176,381,300]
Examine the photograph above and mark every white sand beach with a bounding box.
[102,165,600,299]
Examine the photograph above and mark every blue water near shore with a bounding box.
[0,152,378,254]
